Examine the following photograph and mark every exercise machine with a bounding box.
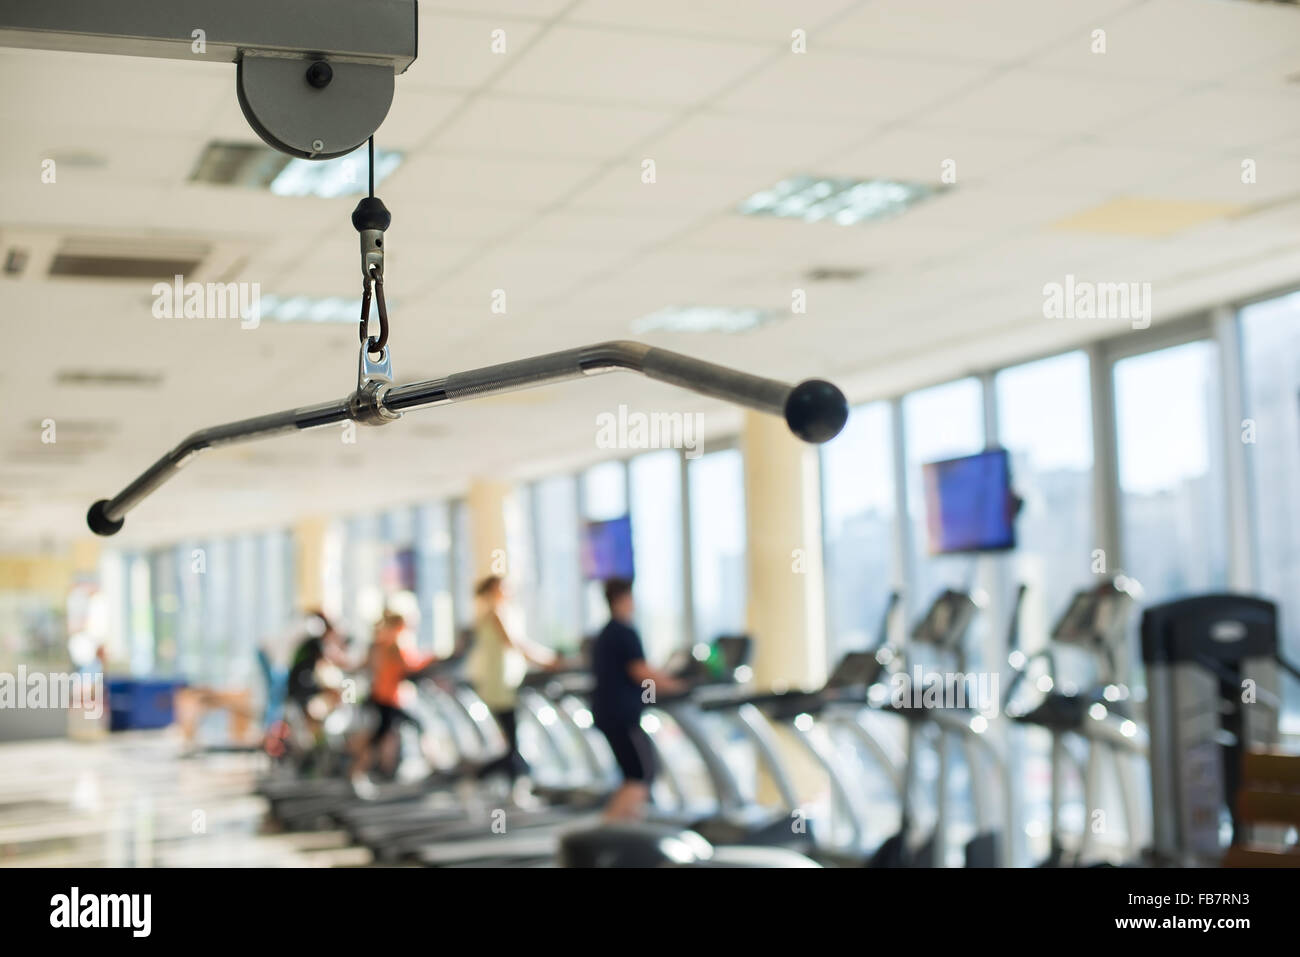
[1003,578,1148,865]
[870,588,1011,867]
[1142,593,1300,865]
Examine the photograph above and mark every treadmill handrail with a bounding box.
[87,339,847,534]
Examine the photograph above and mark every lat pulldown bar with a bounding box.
[86,340,848,536]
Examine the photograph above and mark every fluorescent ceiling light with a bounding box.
[246,295,385,324]
[189,141,402,198]
[738,175,940,225]
[632,306,781,335]
[270,150,403,199]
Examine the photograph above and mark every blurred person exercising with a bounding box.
[350,612,436,795]
[285,611,351,738]
[468,576,556,797]
[590,578,683,820]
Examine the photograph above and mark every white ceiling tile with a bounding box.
[422,0,570,18]
[376,89,466,148]
[822,0,1137,64]
[383,150,598,208]
[404,13,543,90]
[570,163,773,213]
[491,25,772,107]
[717,49,989,121]
[1027,0,1300,83]
[1214,50,1300,96]
[919,67,1182,136]
[819,125,1061,185]
[1136,153,1300,206]
[567,0,859,44]
[991,142,1206,197]
[642,111,876,174]
[509,208,699,248]
[432,94,673,160]
[1092,88,1300,151]
[0,52,228,134]
[0,126,206,188]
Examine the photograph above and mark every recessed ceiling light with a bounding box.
[632,306,781,334]
[739,175,942,225]
[189,141,402,198]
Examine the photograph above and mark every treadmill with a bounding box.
[400,635,772,867]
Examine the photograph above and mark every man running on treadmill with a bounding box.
[590,579,683,820]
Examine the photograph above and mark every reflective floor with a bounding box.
[0,732,369,868]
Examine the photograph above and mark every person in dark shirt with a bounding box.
[285,611,350,734]
[590,578,683,820]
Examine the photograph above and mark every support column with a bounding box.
[741,410,827,691]
[293,516,330,615]
[467,479,512,582]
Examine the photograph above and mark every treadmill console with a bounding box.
[911,590,978,650]
[824,650,882,690]
[1052,580,1134,650]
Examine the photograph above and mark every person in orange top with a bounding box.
[350,611,436,794]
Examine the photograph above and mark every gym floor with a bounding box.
[0,733,367,868]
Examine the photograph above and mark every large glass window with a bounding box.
[629,450,687,662]
[530,475,583,650]
[820,402,897,661]
[902,378,986,621]
[414,503,455,654]
[1239,289,1300,725]
[451,499,473,634]
[688,447,747,642]
[1114,341,1227,603]
[995,351,1096,628]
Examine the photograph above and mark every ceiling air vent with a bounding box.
[189,141,291,188]
[55,369,164,388]
[806,266,867,282]
[46,236,208,282]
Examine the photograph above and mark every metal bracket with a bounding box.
[348,343,401,426]
[0,0,417,158]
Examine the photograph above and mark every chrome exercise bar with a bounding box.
[87,340,847,535]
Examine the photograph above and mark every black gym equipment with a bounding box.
[1141,593,1300,865]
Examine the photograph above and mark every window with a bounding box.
[995,351,1096,628]
[530,475,582,650]
[820,402,897,661]
[1114,341,1228,603]
[1239,290,1300,725]
[451,499,473,633]
[688,447,747,642]
[581,461,629,633]
[902,378,986,621]
[629,450,687,662]
[414,503,456,655]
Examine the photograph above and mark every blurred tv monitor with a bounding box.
[581,515,634,580]
[922,448,1017,554]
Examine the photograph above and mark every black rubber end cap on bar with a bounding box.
[784,379,849,444]
[87,499,124,537]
